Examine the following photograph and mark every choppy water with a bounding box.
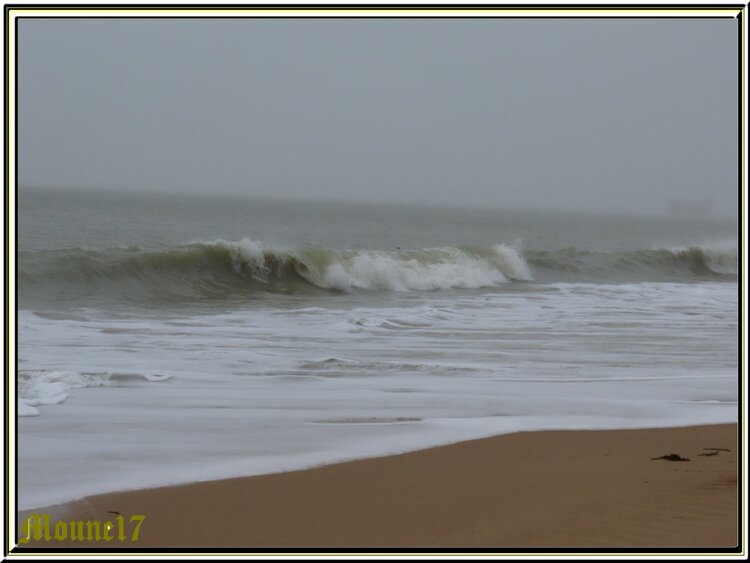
[16,187,738,509]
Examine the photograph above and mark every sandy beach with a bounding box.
[16,423,739,550]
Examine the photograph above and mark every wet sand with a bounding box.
[16,424,739,549]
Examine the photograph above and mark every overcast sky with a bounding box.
[18,17,738,216]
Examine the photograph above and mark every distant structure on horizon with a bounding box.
[666,198,713,219]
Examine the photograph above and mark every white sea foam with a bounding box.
[17,282,738,509]
[216,238,270,278]
[321,245,531,292]
[177,238,536,292]
[18,369,172,416]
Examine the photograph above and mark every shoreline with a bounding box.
[17,423,739,549]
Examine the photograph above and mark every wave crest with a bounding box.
[526,242,737,279]
[18,238,735,305]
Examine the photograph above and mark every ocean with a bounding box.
[16,187,738,510]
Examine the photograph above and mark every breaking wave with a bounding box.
[18,238,736,305]
[528,241,737,279]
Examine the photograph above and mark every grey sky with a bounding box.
[18,17,738,216]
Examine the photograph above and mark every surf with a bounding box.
[18,238,736,307]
